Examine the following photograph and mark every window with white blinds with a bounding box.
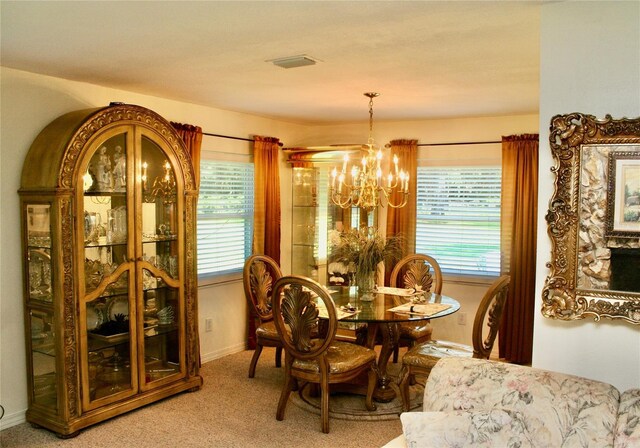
[415,166,501,276]
[197,160,254,277]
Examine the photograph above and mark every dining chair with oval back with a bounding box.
[242,255,284,378]
[397,274,510,411]
[272,275,378,433]
[389,254,443,363]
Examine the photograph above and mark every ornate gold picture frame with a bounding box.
[543,113,640,324]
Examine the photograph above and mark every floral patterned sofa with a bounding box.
[383,357,640,447]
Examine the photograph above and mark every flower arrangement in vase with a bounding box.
[329,226,403,300]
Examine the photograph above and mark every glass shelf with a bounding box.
[142,235,178,243]
[85,240,128,249]
[84,191,127,197]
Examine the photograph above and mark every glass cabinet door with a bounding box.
[30,309,57,409]
[139,135,183,388]
[25,203,57,411]
[81,131,136,408]
[26,204,53,302]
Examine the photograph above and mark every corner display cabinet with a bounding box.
[19,103,202,437]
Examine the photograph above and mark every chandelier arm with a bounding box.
[331,196,351,208]
[385,193,409,209]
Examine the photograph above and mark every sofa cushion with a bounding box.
[615,389,640,448]
[423,357,620,447]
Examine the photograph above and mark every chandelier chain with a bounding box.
[369,96,374,136]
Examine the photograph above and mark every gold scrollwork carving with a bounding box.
[543,113,640,324]
[59,104,195,192]
[60,197,79,416]
[184,196,199,377]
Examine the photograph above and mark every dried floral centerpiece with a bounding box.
[329,226,403,300]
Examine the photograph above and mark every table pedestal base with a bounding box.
[366,322,400,402]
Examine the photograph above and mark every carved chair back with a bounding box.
[472,274,510,359]
[389,254,443,295]
[243,255,283,323]
[271,276,337,361]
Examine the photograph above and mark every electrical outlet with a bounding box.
[205,318,213,332]
[457,312,467,326]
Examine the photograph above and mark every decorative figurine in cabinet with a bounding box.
[19,103,202,437]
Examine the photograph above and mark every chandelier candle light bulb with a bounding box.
[329,92,409,211]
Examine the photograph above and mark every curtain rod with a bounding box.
[417,140,501,147]
[203,131,284,147]
[202,132,497,148]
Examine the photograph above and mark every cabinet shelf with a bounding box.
[88,324,177,350]
[32,340,55,356]
[142,236,178,243]
[84,191,126,197]
[27,243,52,250]
[84,240,127,249]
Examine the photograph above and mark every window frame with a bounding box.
[196,148,254,286]
[415,145,502,281]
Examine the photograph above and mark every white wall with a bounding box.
[533,1,640,392]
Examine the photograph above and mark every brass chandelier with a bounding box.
[329,93,409,211]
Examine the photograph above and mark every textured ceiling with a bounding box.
[1,1,541,124]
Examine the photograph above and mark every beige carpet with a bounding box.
[1,348,403,448]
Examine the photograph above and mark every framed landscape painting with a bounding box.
[606,150,640,237]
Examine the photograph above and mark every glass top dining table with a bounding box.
[321,286,460,402]
[326,286,460,323]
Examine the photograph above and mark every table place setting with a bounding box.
[374,286,423,297]
[315,300,360,320]
[387,302,452,317]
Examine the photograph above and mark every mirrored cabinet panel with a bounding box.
[20,104,201,437]
[288,148,378,286]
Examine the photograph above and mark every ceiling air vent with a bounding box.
[268,55,320,69]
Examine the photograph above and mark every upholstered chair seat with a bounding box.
[255,320,280,342]
[398,321,434,340]
[292,340,377,374]
[401,340,473,371]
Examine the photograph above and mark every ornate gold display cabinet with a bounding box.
[19,103,202,437]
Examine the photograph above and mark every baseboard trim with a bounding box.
[200,342,247,364]
[0,409,27,431]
